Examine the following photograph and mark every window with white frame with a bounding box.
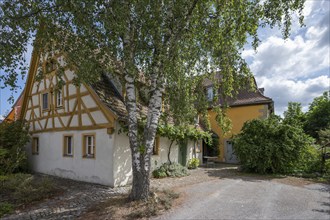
[207,87,214,101]
[56,90,63,107]
[63,135,73,156]
[42,93,49,110]
[83,135,95,158]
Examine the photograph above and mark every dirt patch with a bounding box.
[271,176,319,187]
[78,190,181,220]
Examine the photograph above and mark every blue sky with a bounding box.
[0,0,329,119]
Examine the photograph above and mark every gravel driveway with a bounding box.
[154,165,330,220]
[2,164,329,220]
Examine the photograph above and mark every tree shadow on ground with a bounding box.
[312,201,330,215]
[202,163,285,182]
[204,163,330,216]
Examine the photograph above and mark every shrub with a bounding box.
[153,163,189,178]
[233,116,314,174]
[1,174,57,204]
[0,121,30,175]
[0,202,13,217]
[295,145,321,174]
[187,158,200,169]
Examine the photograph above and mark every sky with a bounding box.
[243,0,330,115]
[0,0,329,118]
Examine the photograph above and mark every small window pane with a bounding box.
[67,137,72,155]
[85,135,94,157]
[57,90,62,107]
[42,93,48,109]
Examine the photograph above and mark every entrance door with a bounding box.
[225,140,238,164]
[178,140,187,166]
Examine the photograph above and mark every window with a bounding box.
[32,137,39,155]
[56,90,63,107]
[42,93,49,110]
[207,87,214,101]
[83,134,95,158]
[152,137,160,155]
[63,135,73,157]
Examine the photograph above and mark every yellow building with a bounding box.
[203,78,273,163]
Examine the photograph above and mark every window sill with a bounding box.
[63,154,73,157]
[83,155,95,159]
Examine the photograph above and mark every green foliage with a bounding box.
[0,202,13,217]
[157,124,212,145]
[152,163,189,178]
[233,116,314,174]
[206,135,220,157]
[0,121,30,175]
[214,107,232,135]
[318,128,330,145]
[0,0,305,200]
[294,145,321,174]
[325,160,330,175]
[283,102,306,128]
[187,158,200,169]
[1,174,57,205]
[305,91,330,139]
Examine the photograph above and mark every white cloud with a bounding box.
[243,0,330,116]
[0,115,4,121]
[258,75,329,116]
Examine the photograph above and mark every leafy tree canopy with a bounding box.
[233,115,315,174]
[305,91,330,139]
[0,0,305,200]
[283,102,305,127]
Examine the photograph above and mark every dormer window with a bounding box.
[207,87,214,101]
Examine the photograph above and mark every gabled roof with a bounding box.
[91,74,127,120]
[223,88,273,107]
[91,73,148,122]
[4,91,24,122]
[203,75,273,107]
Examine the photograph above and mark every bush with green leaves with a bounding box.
[0,202,13,217]
[0,121,30,175]
[187,158,200,169]
[152,163,189,178]
[233,116,315,174]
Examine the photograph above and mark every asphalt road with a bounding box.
[156,177,330,219]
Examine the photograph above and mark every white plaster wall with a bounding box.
[151,137,180,169]
[113,131,132,187]
[28,128,115,186]
[112,123,198,186]
[186,140,203,163]
[81,95,97,108]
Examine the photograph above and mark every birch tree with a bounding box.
[0,0,305,200]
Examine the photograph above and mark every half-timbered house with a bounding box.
[20,51,200,187]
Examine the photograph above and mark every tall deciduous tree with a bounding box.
[0,0,305,200]
[305,91,330,139]
[283,102,306,128]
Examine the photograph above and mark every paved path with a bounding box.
[2,180,129,220]
[155,176,330,220]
